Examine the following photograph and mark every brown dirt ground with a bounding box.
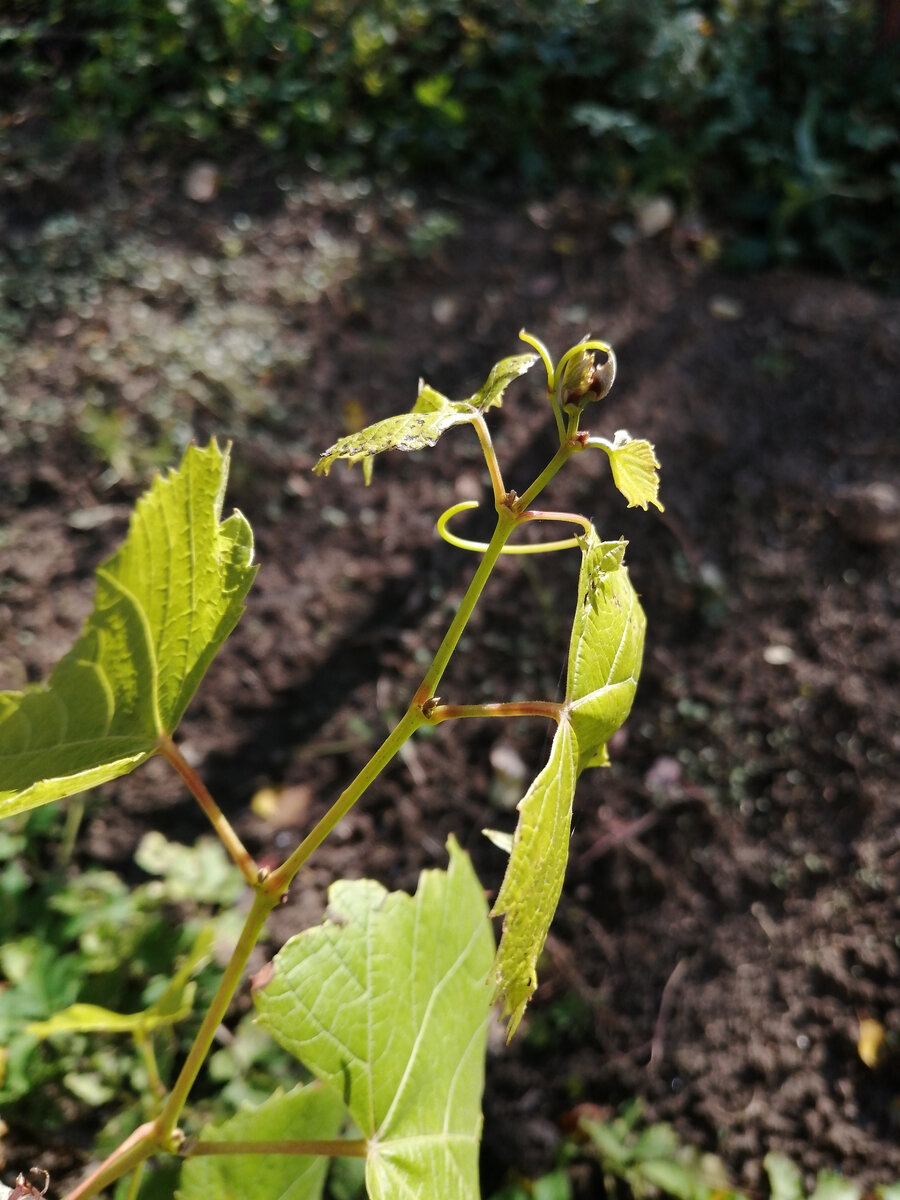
[1,167,898,1195]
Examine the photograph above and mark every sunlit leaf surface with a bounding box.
[467,353,537,411]
[567,533,645,770]
[255,838,495,1200]
[0,441,257,818]
[491,722,577,1038]
[603,431,664,511]
[491,527,646,1034]
[177,1084,344,1200]
[314,354,537,477]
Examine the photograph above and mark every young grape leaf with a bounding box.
[0,440,257,820]
[566,532,646,771]
[314,387,472,478]
[254,837,495,1200]
[490,722,577,1039]
[467,353,537,411]
[598,431,664,511]
[491,527,646,1035]
[314,353,537,477]
[177,1083,344,1200]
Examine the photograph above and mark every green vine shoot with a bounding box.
[0,331,662,1200]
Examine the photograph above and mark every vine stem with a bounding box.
[519,508,592,538]
[156,733,259,886]
[184,1138,368,1159]
[63,384,581,1200]
[264,705,425,895]
[472,414,506,504]
[155,887,277,1143]
[427,700,562,724]
[414,506,519,706]
[516,441,577,512]
[61,891,280,1199]
[267,506,520,896]
[62,1121,159,1200]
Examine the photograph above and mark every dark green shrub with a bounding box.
[1,1,897,280]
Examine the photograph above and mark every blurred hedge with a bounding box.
[1,0,897,281]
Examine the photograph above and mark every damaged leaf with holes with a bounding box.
[314,353,537,478]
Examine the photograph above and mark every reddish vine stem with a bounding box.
[156,733,259,886]
[184,1138,368,1159]
[427,700,562,724]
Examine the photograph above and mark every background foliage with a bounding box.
[1,0,897,282]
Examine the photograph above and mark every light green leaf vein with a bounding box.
[255,838,495,1200]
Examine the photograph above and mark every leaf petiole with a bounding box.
[156,734,259,887]
[472,413,506,504]
[426,700,562,724]
[184,1138,368,1159]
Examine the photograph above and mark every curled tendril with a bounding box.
[436,501,587,556]
[518,329,554,387]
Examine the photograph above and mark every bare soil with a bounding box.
[1,167,898,1195]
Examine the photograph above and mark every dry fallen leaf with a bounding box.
[857,1017,886,1068]
[250,784,312,827]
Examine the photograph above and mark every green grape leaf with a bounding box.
[567,532,646,772]
[490,721,577,1039]
[314,354,537,477]
[467,353,538,411]
[601,431,664,511]
[254,837,495,1200]
[0,441,257,819]
[28,926,213,1039]
[808,1176,861,1200]
[177,1083,344,1200]
[26,992,195,1039]
[134,831,245,906]
[638,1160,708,1200]
[491,527,646,1035]
[314,390,472,478]
[764,1153,805,1200]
